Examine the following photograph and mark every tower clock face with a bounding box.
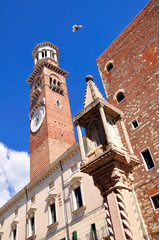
[30,106,45,132]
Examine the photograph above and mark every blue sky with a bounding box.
[0,0,150,205]
[0,0,150,153]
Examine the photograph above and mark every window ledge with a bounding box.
[27,234,36,240]
[72,205,86,215]
[47,221,59,229]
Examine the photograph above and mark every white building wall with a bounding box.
[0,145,108,240]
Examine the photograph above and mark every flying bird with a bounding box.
[72,25,82,32]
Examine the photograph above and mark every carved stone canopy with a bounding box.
[73,98,123,128]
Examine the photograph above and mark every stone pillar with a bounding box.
[75,122,86,163]
[54,54,57,61]
[93,165,136,240]
[39,52,42,60]
[47,50,50,58]
[107,191,127,240]
[99,104,111,144]
[120,118,134,155]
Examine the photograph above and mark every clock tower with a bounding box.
[27,42,75,181]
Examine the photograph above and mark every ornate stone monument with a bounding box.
[73,75,144,240]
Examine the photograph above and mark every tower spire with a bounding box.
[83,75,105,108]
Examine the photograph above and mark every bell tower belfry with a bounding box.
[73,75,145,240]
[27,42,75,181]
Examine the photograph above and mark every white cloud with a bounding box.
[0,142,30,207]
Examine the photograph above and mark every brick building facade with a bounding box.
[96,0,159,238]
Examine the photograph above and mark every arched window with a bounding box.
[116,91,125,103]
[56,100,61,108]
[106,62,113,72]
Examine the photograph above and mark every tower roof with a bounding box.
[32,42,59,60]
[83,75,105,108]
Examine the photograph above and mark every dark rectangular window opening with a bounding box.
[132,119,139,129]
[141,149,155,170]
[30,216,35,236]
[75,187,83,208]
[50,203,56,223]
[151,194,159,209]
[13,229,17,240]
[91,223,98,240]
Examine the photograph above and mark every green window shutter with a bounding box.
[72,231,77,240]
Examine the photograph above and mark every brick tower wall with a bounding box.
[30,64,75,181]
[96,0,159,238]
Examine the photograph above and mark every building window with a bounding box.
[50,203,56,224]
[131,119,139,129]
[0,233,4,240]
[56,100,61,108]
[91,223,97,240]
[45,194,58,228]
[50,77,64,95]
[70,177,86,214]
[12,228,17,240]
[50,77,61,87]
[106,62,113,72]
[30,216,35,236]
[74,187,83,209]
[11,221,18,240]
[116,92,125,103]
[151,194,159,209]
[27,208,36,238]
[72,231,77,240]
[141,148,155,170]
[42,52,44,58]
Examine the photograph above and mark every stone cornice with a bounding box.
[80,143,139,176]
[26,60,69,84]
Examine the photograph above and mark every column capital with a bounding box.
[97,102,104,109]
[93,166,133,196]
[74,120,79,127]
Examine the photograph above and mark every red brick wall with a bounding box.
[30,64,75,181]
[97,0,159,238]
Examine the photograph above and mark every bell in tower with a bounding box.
[73,75,144,240]
[27,42,75,181]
